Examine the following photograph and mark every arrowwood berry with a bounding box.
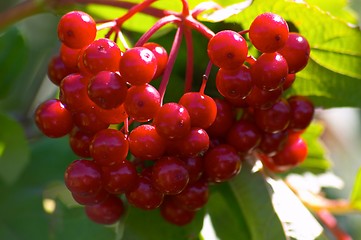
[206,98,236,137]
[126,176,164,210]
[254,98,291,133]
[215,65,253,100]
[64,159,102,196]
[288,95,314,131]
[226,120,262,153]
[101,160,138,194]
[207,30,248,69]
[88,71,128,109]
[72,107,110,134]
[60,43,81,71]
[57,11,96,49]
[124,83,161,122]
[249,12,289,53]
[153,103,191,139]
[152,156,190,195]
[69,128,94,158]
[95,104,128,125]
[119,47,157,85]
[90,129,129,167]
[72,188,109,206]
[47,56,73,86]
[203,144,242,183]
[160,198,196,226]
[282,73,296,91]
[246,85,283,109]
[278,32,310,73]
[181,156,204,184]
[178,92,217,129]
[143,42,168,79]
[83,38,122,74]
[258,130,288,156]
[171,179,208,211]
[85,194,125,225]
[35,99,73,138]
[251,52,289,91]
[128,124,166,160]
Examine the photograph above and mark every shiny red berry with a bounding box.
[85,195,125,225]
[226,120,262,153]
[160,198,196,226]
[143,42,168,79]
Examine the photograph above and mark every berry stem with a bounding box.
[135,15,182,47]
[180,0,190,16]
[184,16,215,39]
[316,210,353,240]
[158,25,184,103]
[184,27,194,93]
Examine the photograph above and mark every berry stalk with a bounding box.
[184,27,194,93]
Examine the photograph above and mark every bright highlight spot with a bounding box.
[43,198,56,214]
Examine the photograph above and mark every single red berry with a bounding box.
[47,56,73,86]
[258,130,289,156]
[94,104,128,125]
[119,47,157,86]
[226,120,262,153]
[88,71,128,109]
[278,32,310,73]
[143,42,168,79]
[203,144,242,183]
[60,43,81,71]
[282,73,296,91]
[245,85,283,109]
[90,129,129,167]
[207,30,248,69]
[72,188,109,206]
[69,128,94,158]
[287,95,314,131]
[152,156,189,195]
[251,52,288,91]
[85,195,125,225]
[160,198,196,226]
[249,12,289,53]
[178,92,217,129]
[171,179,208,211]
[254,98,291,133]
[128,124,166,160]
[126,176,164,210]
[206,98,236,137]
[35,99,73,138]
[124,83,161,122]
[181,156,204,184]
[153,103,191,139]
[83,38,122,74]
[57,11,96,49]
[64,159,102,196]
[215,66,253,100]
[101,160,138,194]
[72,107,110,134]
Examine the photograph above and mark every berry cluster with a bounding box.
[35,6,313,227]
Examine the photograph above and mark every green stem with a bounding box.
[0,0,45,31]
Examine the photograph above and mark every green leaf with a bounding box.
[0,113,30,185]
[350,167,361,211]
[228,161,287,240]
[207,184,251,239]
[0,27,27,99]
[224,0,361,108]
[122,206,205,240]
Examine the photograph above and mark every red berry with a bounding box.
[88,71,128,109]
[206,98,236,137]
[207,30,248,69]
[128,124,166,160]
[101,160,138,194]
[57,11,96,49]
[47,56,73,86]
[143,42,168,79]
[72,188,109,206]
[181,156,204,184]
[226,120,262,153]
[126,176,164,210]
[287,95,314,131]
[35,99,73,138]
[60,43,81,71]
[69,128,94,158]
[249,12,289,53]
[90,129,129,167]
[282,73,296,91]
[95,104,128,125]
[178,92,217,129]
[83,38,122,74]
[64,159,102,196]
[153,103,191,139]
[160,198,196,226]
[258,130,289,156]
[254,98,291,133]
[152,156,189,195]
[119,47,157,86]
[215,66,253,100]
[72,107,110,134]
[85,195,125,225]
[246,85,283,109]
[251,52,288,91]
[124,83,161,122]
[203,144,242,183]
[278,32,310,73]
[171,179,208,211]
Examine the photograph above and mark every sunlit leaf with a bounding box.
[350,167,361,211]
